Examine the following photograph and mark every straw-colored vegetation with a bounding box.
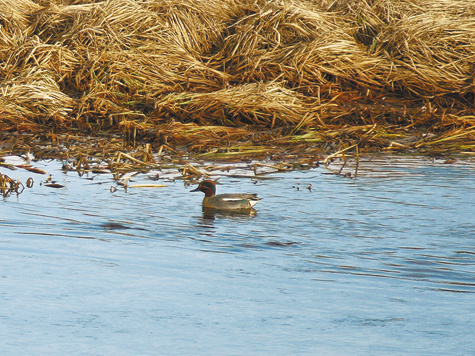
[1,0,474,165]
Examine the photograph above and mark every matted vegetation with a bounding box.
[1,0,474,166]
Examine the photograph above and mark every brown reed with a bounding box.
[0,0,473,162]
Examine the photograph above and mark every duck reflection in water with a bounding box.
[201,206,257,220]
[195,207,258,235]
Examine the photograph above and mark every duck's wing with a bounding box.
[220,193,260,201]
[211,194,261,209]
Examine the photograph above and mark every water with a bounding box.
[1,156,474,355]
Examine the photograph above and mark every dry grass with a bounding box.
[0,0,474,162]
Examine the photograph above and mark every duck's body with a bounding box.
[191,180,260,211]
[202,193,260,210]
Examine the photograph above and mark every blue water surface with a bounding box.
[1,156,474,355]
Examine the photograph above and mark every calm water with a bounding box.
[1,156,474,355]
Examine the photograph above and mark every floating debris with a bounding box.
[44,183,65,189]
[128,184,167,188]
[0,172,28,196]
[20,166,48,175]
[26,177,34,188]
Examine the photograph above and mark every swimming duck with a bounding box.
[191,180,261,211]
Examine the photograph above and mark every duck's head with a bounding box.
[191,180,216,197]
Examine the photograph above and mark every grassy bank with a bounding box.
[0,0,474,162]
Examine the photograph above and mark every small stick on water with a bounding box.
[324,144,357,165]
[338,153,347,175]
[354,144,360,178]
[117,152,147,165]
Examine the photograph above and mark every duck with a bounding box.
[191,179,261,211]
